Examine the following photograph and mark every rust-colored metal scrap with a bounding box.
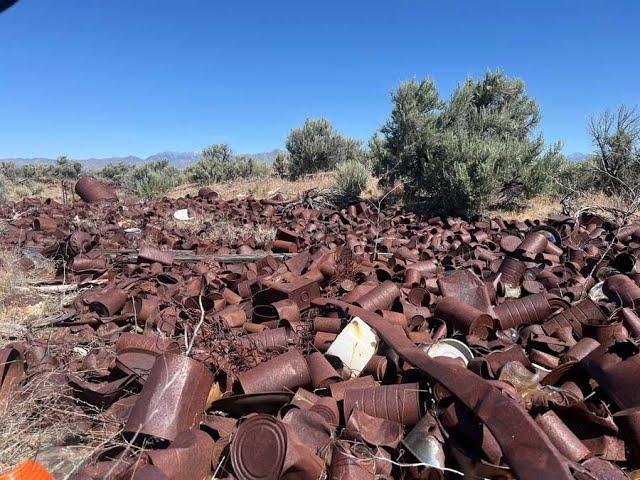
[2,189,640,480]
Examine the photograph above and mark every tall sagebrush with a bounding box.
[0,174,7,202]
[286,118,364,179]
[273,151,289,178]
[125,159,182,198]
[187,144,269,185]
[371,70,564,216]
[99,161,134,185]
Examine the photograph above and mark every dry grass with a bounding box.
[0,249,60,348]
[487,194,562,221]
[0,366,119,474]
[488,191,632,221]
[1,178,68,203]
[168,214,276,245]
[0,251,120,476]
[168,172,336,200]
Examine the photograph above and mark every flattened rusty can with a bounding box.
[543,297,604,338]
[516,231,548,257]
[435,297,494,339]
[306,351,341,387]
[603,274,640,308]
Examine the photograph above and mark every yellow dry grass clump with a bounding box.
[1,178,69,203]
[489,191,636,221]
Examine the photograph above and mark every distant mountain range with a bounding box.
[0,149,283,170]
[567,152,589,162]
[2,149,588,169]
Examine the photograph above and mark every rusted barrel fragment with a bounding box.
[75,176,118,203]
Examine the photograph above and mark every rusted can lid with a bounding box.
[231,414,287,480]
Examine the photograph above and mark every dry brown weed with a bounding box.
[168,213,276,246]
[0,249,61,348]
[168,172,335,201]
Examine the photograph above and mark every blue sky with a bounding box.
[1,0,639,158]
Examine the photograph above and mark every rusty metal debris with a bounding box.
[3,183,640,479]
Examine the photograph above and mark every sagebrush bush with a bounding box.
[555,159,597,195]
[371,70,564,216]
[0,175,7,202]
[0,162,17,180]
[125,160,183,198]
[99,162,134,185]
[273,151,289,178]
[286,118,364,179]
[335,160,369,198]
[3,162,51,179]
[187,144,270,185]
[1,157,82,181]
[53,156,82,179]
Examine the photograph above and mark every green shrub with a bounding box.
[234,155,271,178]
[555,159,597,194]
[273,151,289,178]
[0,175,7,202]
[99,162,134,185]
[286,118,364,179]
[335,160,369,198]
[3,157,82,181]
[52,156,82,179]
[371,70,564,216]
[0,162,18,180]
[187,144,270,185]
[11,163,52,179]
[125,160,183,198]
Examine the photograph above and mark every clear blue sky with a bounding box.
[1,0,639,159]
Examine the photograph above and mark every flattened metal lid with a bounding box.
[231,414,287,480]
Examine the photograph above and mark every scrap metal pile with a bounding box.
[2,176,640,479]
